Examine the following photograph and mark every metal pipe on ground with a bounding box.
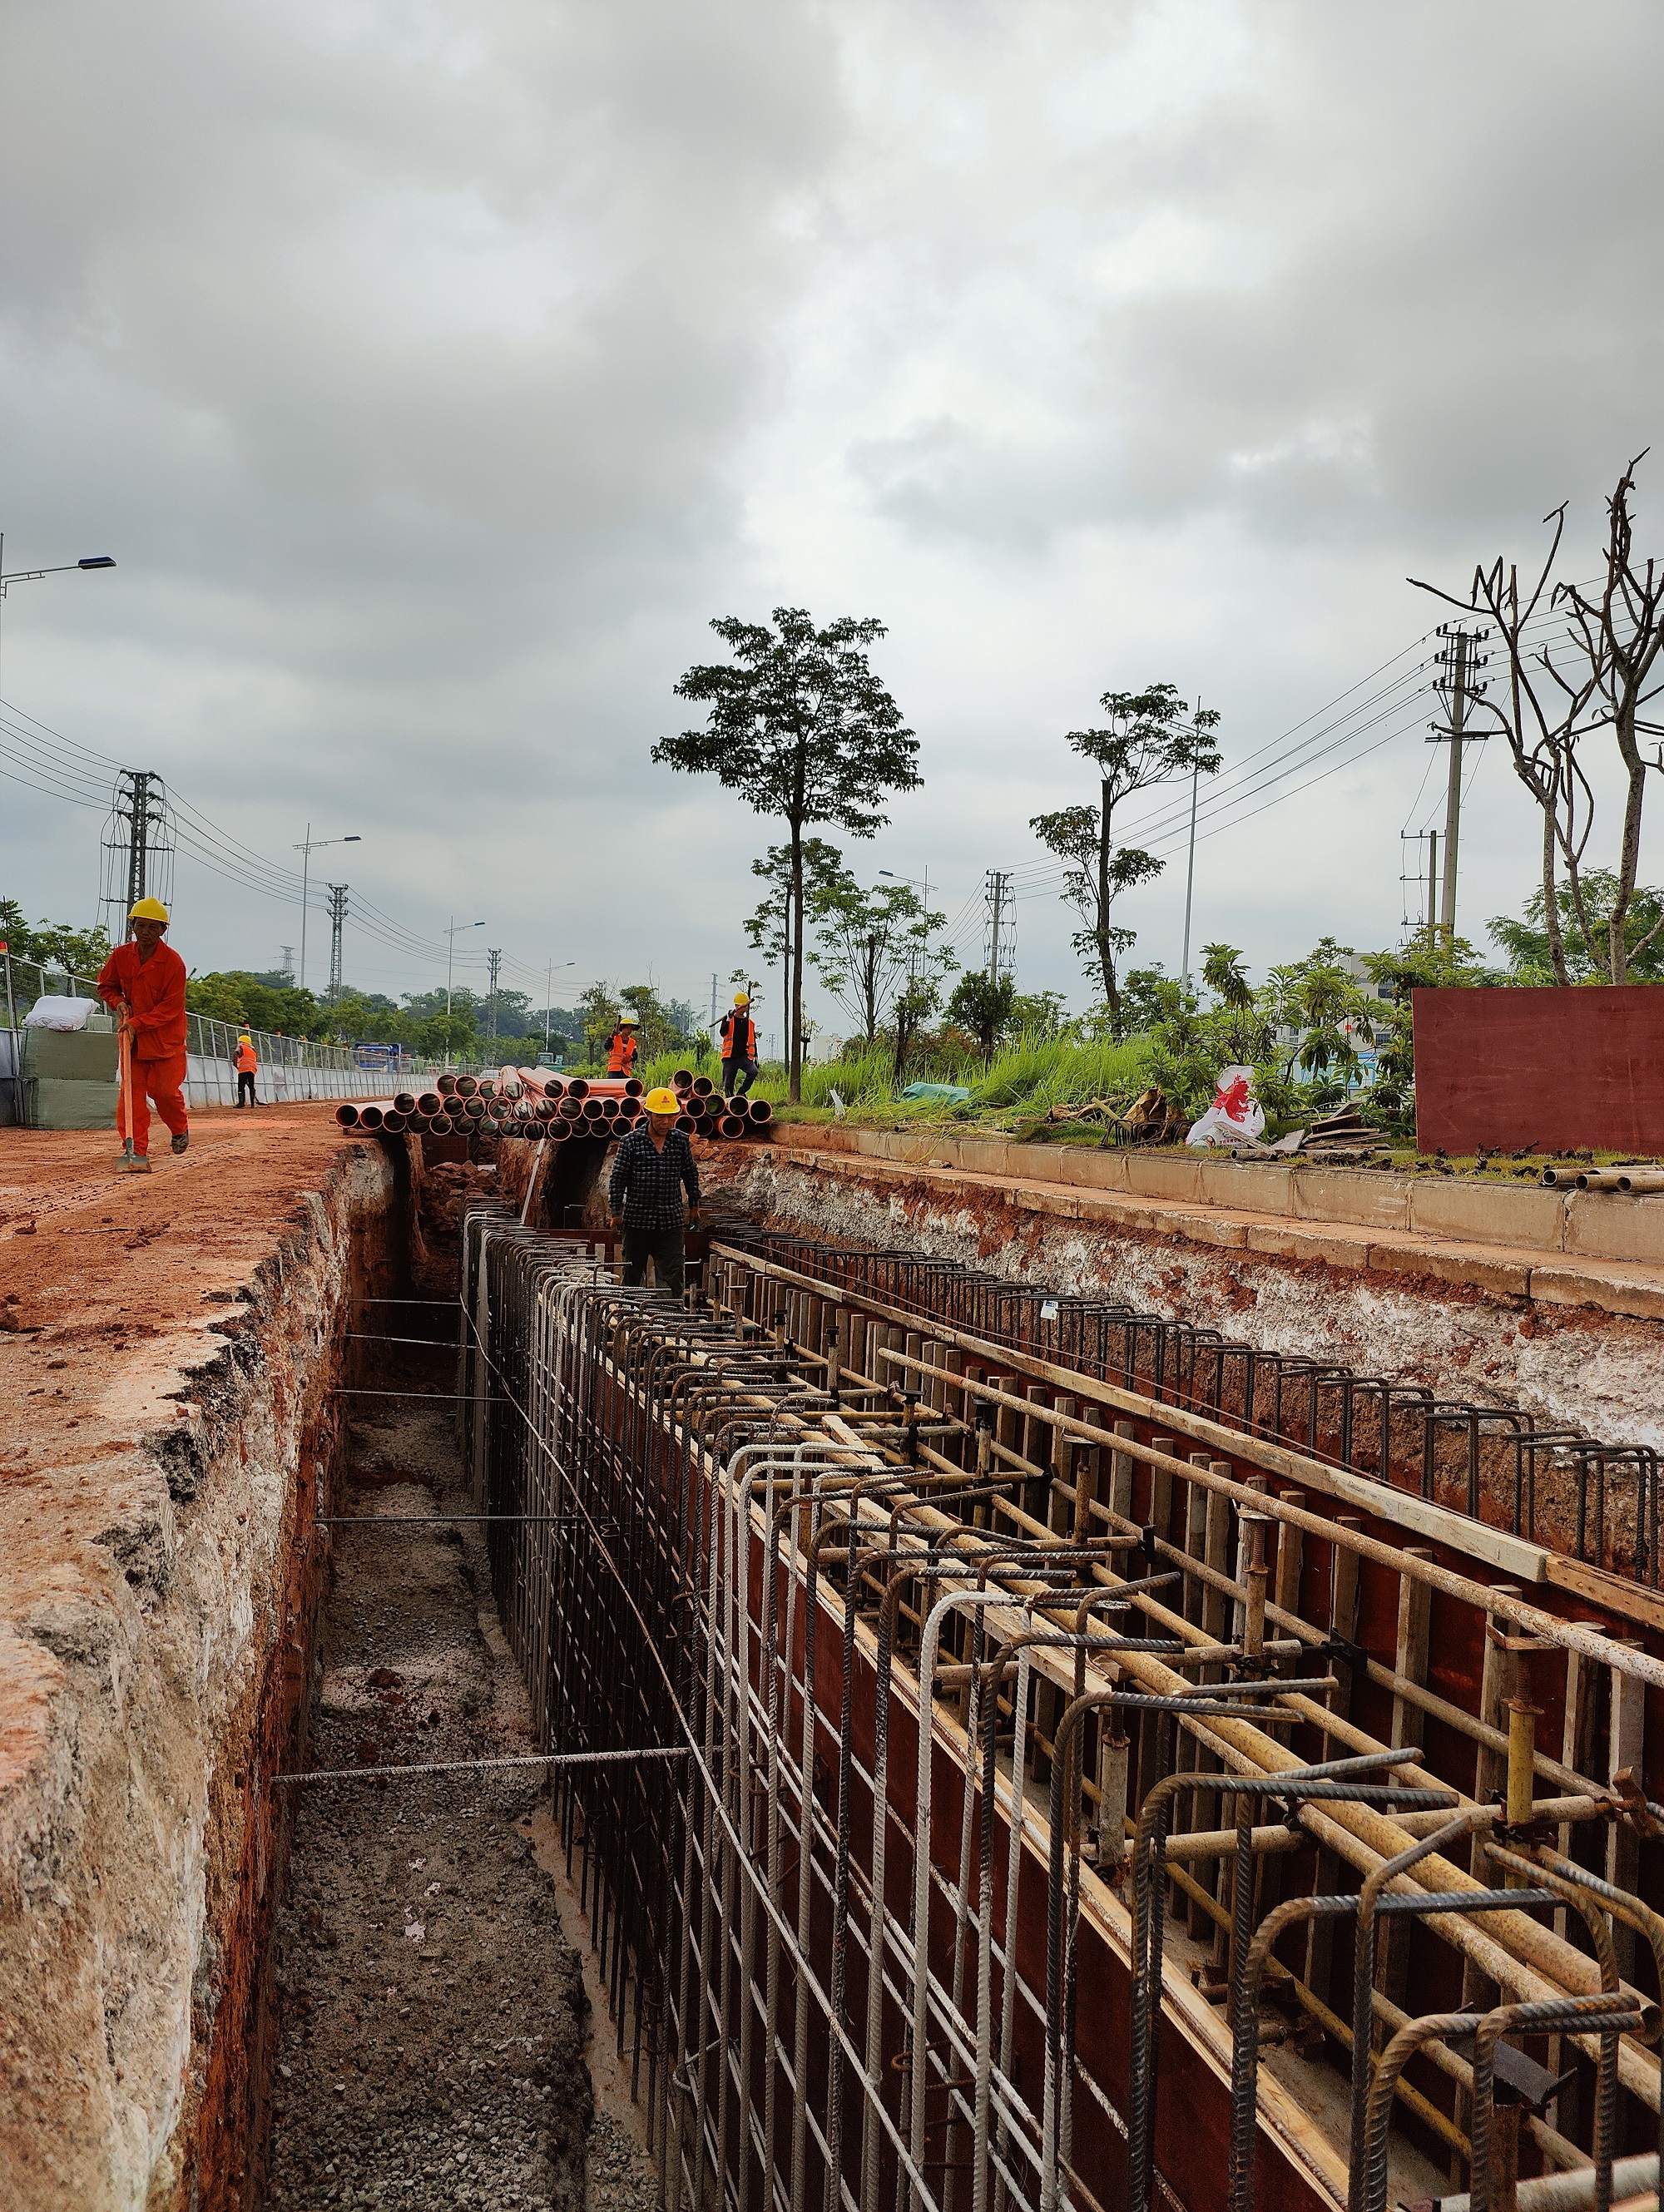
[1415,2156,1659,2212]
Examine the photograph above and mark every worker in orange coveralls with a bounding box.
[234,1027,260,1107]
[97,897,190,1173]
[605,1012,640,1077]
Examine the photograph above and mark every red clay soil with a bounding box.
[0,1104,367,1493]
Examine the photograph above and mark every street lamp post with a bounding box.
[878,865,934,980]
[293,826,360,992]
[0,542,116,743]
[444,918,484,1070]
[544,959,576,1058]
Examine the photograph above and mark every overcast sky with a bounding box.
[2,0,1662,1042]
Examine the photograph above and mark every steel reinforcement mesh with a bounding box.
[757,1234,1660,1586]
[457,1207,1664,2212]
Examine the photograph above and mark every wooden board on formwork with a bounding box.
[1413,983,1664,1155]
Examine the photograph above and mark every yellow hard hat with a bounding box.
[733,991,750,1006]
[642,1086,681,1116]
[618,1012,638,1025]
[128,897,169,923]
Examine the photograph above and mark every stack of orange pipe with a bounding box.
[668,1069,772,1141]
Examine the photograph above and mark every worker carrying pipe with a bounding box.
[608,1085,700,1296]
[719,992,758,1100]
[97,898,189,1175]
[234,1027,259,1107]
[605,1012,640,1078]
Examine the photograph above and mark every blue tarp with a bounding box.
[899,1082,972,1103]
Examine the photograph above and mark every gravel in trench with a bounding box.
[261,1404,659,2211]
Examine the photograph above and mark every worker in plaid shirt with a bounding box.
[608,1085,701,1295]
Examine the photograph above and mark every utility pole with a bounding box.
[486,948,502,1040]
[293,825,360,991]
[1428,626,1488,940]
[711,973,719,1031]
[1180,759,1201,986]
[106,770,166,933]
[298,822,312,991]
[984,870,1012,982]
[1427,832,1438,935]
[326,885,349,1002]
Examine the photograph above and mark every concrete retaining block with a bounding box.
[1528,1259,1664,1320]
[1562,1191,1664,1265]
[1290,1166,1410,1231]
[1407,1178,1567,1252]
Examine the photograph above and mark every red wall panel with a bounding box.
[1414,984,1664,1153]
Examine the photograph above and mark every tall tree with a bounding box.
[742,839,847,1057]
[810,873,954,1045]
[1028,684,1221,1037]
[657,609,921,1100]
[1411,454,1664,983]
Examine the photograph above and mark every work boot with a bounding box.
[171,1131,190,1155]
[116,1153,152,1175]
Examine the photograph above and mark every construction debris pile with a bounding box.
[458,1210,1664,2212]
[1043,1091,1395,1163]
[334,1065,774,1141]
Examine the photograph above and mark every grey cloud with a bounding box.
[2,0,1662,1017]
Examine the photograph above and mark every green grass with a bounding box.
[622,1032,1151,1127]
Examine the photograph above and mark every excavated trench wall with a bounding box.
[0,1136,414,2212]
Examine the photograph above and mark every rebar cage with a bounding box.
[458,1207,1664,2212]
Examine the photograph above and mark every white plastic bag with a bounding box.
[1186,1066,1266,1149]
[24,994,96,1032]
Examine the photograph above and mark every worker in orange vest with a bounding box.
[719,992,758,1099]
[234,1027,259,1107]
[605,1012,640,1077]
[97,897,190,1173]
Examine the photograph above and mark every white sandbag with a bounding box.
[24,994,97,1032]
[1186,1065,1266,1149]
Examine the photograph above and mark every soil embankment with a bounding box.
[0,1107,398,2210]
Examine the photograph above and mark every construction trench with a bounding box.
[6,1107,1664,2212]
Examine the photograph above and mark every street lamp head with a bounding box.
[77,557,116,570]
[344,834,361,843]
